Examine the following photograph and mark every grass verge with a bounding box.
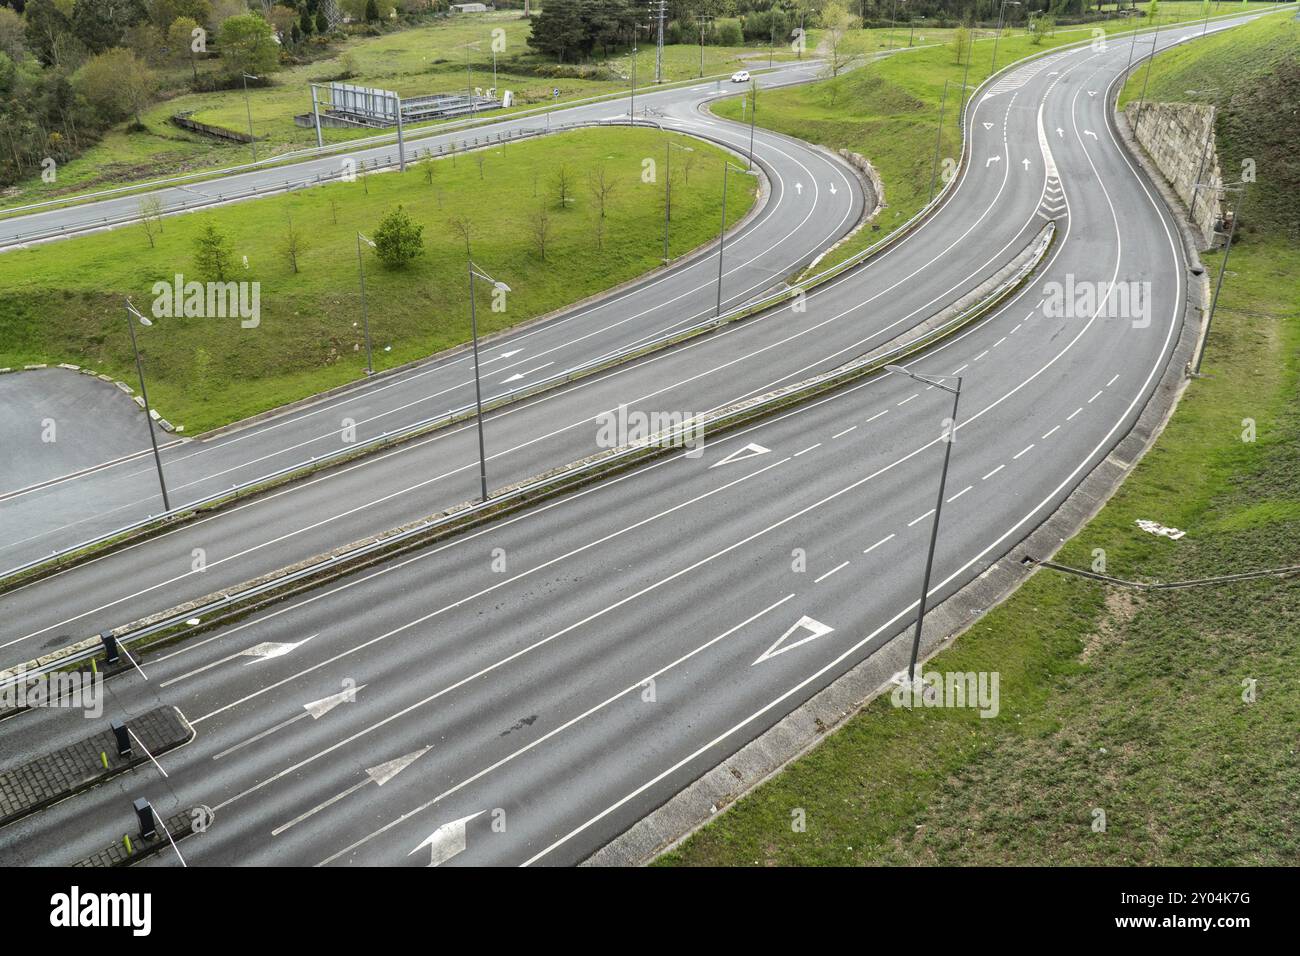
[658,7,1299,867]
[0,126,754,434]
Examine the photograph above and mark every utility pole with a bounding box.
[241,73,259,162]
[1194,181,1245,375]
[652,0,666,85]
[123,300,171,513]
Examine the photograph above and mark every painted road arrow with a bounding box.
[271,747,432,837]
[213,683,365,760]
[985,155,1002,167]
[753,616,835,665]
[709,443,771,469]
[409,811,485,866]
[794,182,803,195]
[240,637,315,663]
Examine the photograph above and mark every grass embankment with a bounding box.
[0,127,755,434]
[713,2,1289,274]
[660,8,1298,867]
[0,13,790,209]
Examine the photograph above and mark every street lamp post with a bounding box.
[715,161,747,315]
[124,300,171,513]
[241,73,259,163]
[909,15,924,47]
[990,1,1020,74]
[929,80,971,202]
[1135,15,1164,127]
[356,233,376,375]
[884,365,962,683]
[466,257,511,502]
[630,45,638,121]
[1193,180,1246,375]
[746,80,758,171]
[663,139,694,263]
[1185,88,1219,227]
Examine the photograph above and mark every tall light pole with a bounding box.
[1193,180,1246,375]
[746,80,758,171]
[466,256,511,502]
[715,161,748,315]
[928,80,971,201]
[1185,88,1219,228]
[356,233,376,375]
[909,15,924,47]
[630,45,638,121]
[990,1,1020,74]
[663,139,694,263]
[124,300,171,513]
[241,73,259,163]
[698,16,714,77]
[1134,14,1164,128]
[885,365,962,683]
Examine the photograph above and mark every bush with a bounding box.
[373,205,425,269]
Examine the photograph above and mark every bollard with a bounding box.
[110,719,132,757]
[100,630,120,665]
[133,798,157,840]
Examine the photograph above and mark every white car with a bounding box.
[730,70,751,83]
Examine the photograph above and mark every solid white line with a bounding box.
[314,592,798,865]
[1013,444,1035,460]
[814,561,849,583]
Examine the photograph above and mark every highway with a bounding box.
[0,12,1268,865]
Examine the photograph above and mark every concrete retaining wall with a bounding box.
[1124,101,1224,248]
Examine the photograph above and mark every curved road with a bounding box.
[0,13,1270,865]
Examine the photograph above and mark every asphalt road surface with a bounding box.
[0,12,1271,865]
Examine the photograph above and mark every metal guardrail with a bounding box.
[0,220,1054,688]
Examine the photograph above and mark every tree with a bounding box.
[820,2,862,78]
[551,164,573,209]
[139,194,164,247]
[282,212,303,273]
[315,10,329,34]
[218,12,279,77]
[529,203,551,260]
[586,164,616,219]
[951,24,970,65]
[23,0,77,67]
[373,204,424,268]
[364,0,379,21]
[71,0,148,56]
[193,221,233,281]
[0,7,24,61]
[146,0,211,32]
[73,49,157,126]
[167,15,202,80]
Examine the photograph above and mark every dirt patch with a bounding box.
[1079,588,1143,663]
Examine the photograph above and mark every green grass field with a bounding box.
[0,13,789,208]
[715,2,1290,275]
[0,126,755,434]
[660,4,1299,867]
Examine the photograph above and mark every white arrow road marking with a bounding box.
[708,443,771,468]
[495,349,523,360]
[1084,130,1098,139]
[829,181,837,195]
[1022,158,1031,170]
[367,747,432,786]
[1088,90,1097,97]
[501,362,553,384]
[753,616,835,665]
[305,685,362,719]
[213,683,368,760]
[240,637,315,663]
[271,747,431,837]
[409,812,485,867]
[985,155,1001,167]
[794,182,803,195]
[1056,127,1064,138]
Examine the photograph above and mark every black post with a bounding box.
[716,163,729,316]
[747,83,757,171]
[111,719,132,757]
[929,79,950,202]
[125,305,170,513]
[134,798,157,840]
[356,234,374,375]
[1195,184,1244,375]
[467,256,490,502]
[100,630,120,665]
[907,379,961,682]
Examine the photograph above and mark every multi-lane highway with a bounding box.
[0,11,1270,866]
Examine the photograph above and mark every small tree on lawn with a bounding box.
[552,165,573,209]
[587,165,616,219]
[530,204,551,260]
[139,195,165,248]
[193,222,234,281]
[282,213,304,274]
[373,205,425,269]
